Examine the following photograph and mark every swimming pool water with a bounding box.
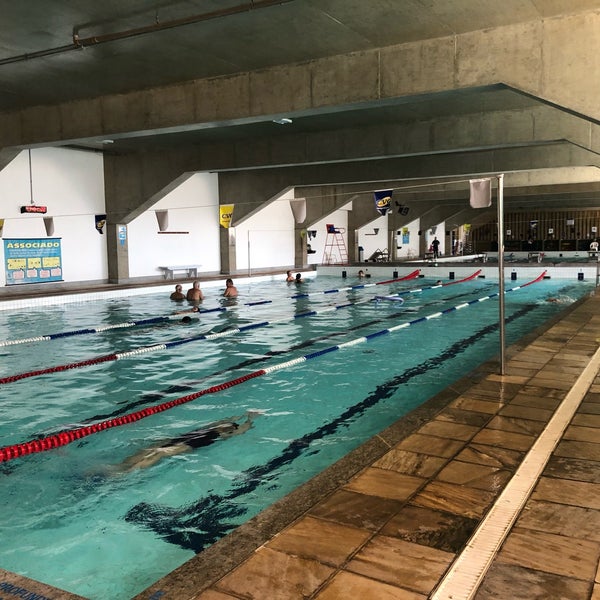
[0,273,592,599]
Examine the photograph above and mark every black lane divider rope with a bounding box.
[77,284,497,426]
[0,272,541,463]
[0,270,422,348]
[0,271,479,387]
[124,301,538,553]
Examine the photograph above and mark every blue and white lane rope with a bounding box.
[0,316,172,347]
[0,270,422,347]
[0,271,483,383]
[261,271,546,373]
[0,272,545,461]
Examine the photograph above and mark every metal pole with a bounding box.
[497,174,506,375]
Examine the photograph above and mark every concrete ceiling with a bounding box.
[2,0,596,113]
[2,0,600,214]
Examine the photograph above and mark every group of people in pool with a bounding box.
[169,278,238,302]
[285,270,305,283]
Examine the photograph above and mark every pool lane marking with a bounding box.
[81,285,493,424]
[430,341,600,600]
[124,302,542,554]
[0,316,174,347]
[0,270,422,348]
[0,271,482,384]
[0,272,545,463]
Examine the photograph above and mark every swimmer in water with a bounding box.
[113,411,259,472]
[545,296,574,305]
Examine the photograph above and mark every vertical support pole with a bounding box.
[247,230,251,277]
[497,174,506,375]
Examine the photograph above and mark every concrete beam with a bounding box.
[3,11,600,150]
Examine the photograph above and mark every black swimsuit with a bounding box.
[166,422,238,449]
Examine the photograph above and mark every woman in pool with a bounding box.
[114,412,258,472]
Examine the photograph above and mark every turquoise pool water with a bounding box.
[0,273,592,599]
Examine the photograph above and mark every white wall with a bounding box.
[0,148,107,285]
[234,193,295,271]
[395,218,421,259]
[127,173,220,278]
[357,214,389,261]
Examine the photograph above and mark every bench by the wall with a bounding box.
[158,265,201,279]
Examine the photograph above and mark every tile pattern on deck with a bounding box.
[132,295,600,599]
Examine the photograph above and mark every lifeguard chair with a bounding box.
[322,224,348,264]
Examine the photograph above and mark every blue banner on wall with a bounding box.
[4,238,63,285]
[373,189,392,216]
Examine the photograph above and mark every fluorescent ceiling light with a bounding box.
[272,117,293,125]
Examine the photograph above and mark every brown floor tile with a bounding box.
[411,480,496,519]
[344,467,424,501]
[194,590,237,600]
[373,449,447,478]
[466,380,522,401]
[417,420,480,441]
[511,348,555,364]
[476,562,593,600]
[497,403,555,422]
[380,504,478,553]
[346,535,453,595]
[309,489,404,531]
[580,401,600,415]
[315,570,426,600]
[532,476,600,509]
[503,366,541,378]
[449,396,501,414]
[554,439,600,462]
[540,364,588,376]
[486,373,530,384]
[485,414,546,435]
[215,547,334,600]
[526,375,574,390]
[516,499,600,541]
[584,391,600,403]
[266,516,371,566]
[509,393,561,410]
[497,527,600,580]
[564,424,600,443]
[544,456,600,483]
[518,385,568,400]
[471,428,535,452]
[396,433,465,458]
[436,459,511,492]
[435,408,491,427]
[571,413,600,428]
[455,442,524,469]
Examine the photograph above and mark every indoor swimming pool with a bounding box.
[0,271,593,599]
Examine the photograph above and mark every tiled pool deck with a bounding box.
[2,278,600,599]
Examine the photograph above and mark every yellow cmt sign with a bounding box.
[219,204,234,228]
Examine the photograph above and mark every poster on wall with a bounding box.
[3,238,63,285]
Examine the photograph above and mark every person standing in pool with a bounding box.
[170,284,185,301]
[186,280,204,302]
[223,278,238,297]
[114,412,258,472]
[286,270,294,282]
